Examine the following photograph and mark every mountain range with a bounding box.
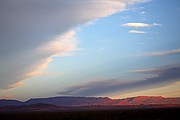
[0,96,179,112]
[1,96,180,107]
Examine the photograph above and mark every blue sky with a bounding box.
[0,0,180,100]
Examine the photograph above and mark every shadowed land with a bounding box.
[0,108,179,120]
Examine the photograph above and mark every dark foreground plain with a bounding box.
[0,108,179,120]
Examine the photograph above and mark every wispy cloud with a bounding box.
[128,68,162,74]
[122,22,150,27]
[122,22,161,28]
[140,11,146,15]
[153,23,161,26]
[144,49,180,56]
[23,58,53,79]
[38,30,77,57]
[129,30,146,34]
[8,81,24,89]
[58,65,180,96]
[0,0,147,89]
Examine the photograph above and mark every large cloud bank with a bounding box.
[0,0,146,89]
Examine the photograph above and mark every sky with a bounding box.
[0,0,180,101]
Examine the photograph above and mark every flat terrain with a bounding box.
[0,108,179,120]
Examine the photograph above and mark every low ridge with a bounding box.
[0,96,179,107]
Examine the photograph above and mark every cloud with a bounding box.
[128,68,162,74]
[122,22,150,27]
[129,30,146,34]
[37,30,77,57]
[122,22,161,28]
[0,30,76,89]
[127,66,175,74]
[0,0,146,89]
[23,58,52,79]
[144,49,180,56]
[140,11,146,15]
[153,23,161,26]
[58,65,180,96]
[8,81,24,89]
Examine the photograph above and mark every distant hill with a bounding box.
[0,96,180,108]
[0,99,22,106]
[23,96,112,106]
[114,96,180,105]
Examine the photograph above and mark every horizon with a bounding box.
[0,0,180,101]
[1,95,179,102]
